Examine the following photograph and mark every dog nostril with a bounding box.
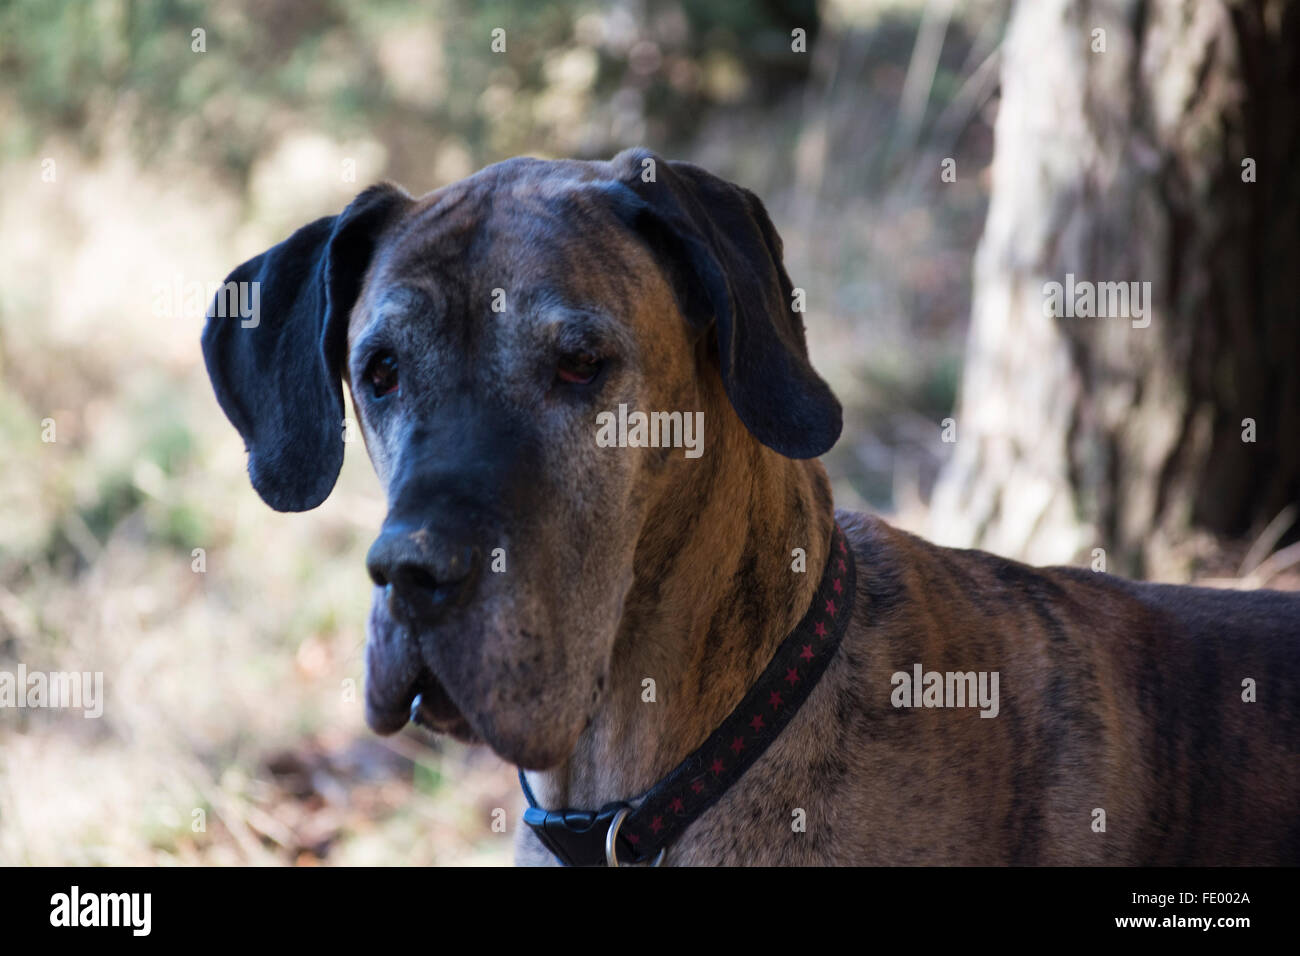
[391,562,472,611]
[404,565,442,595]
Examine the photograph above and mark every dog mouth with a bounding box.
[409,675,477,739]
[365,663,477,739]
[363,593,478,740]
[364,582,478,739]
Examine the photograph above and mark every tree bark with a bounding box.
[928,0,1300,580]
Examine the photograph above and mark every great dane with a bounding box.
[202,148,1300,865]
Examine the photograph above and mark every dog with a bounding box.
[202,148,1300,865]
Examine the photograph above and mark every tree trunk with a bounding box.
[928,0,1300,580]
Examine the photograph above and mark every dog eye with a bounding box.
[366,352,400,398]
[556,352,603,386]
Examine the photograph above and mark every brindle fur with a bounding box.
[203,148,1300,866]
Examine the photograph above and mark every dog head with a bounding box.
[201,148,841,769]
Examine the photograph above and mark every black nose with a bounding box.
[366,527,481,625]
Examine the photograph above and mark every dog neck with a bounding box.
[527,415,835,812]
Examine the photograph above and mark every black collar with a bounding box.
[520,520,857,866]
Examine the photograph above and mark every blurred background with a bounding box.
[0,0,1295,865]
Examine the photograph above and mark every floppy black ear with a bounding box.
[606,148,842,459]
[201,184,410,512]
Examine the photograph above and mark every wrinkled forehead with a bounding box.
[349,157,650,347]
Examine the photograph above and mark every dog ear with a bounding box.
[604,148,842,460]
[201,184,410,512]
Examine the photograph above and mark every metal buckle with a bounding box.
[605,807,666,867]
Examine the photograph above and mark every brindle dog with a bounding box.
[202,148,1300,865]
